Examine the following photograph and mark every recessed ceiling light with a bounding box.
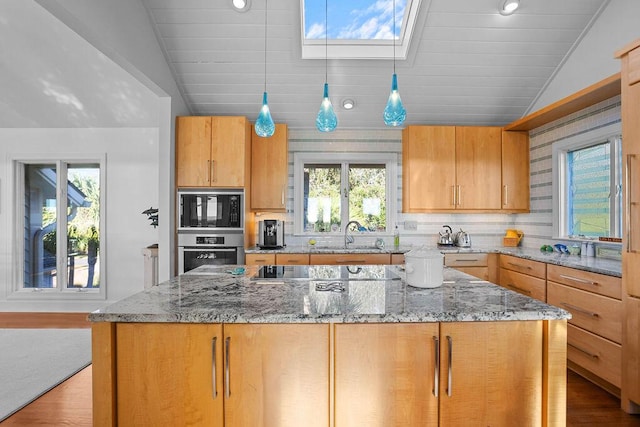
[232,0,250,12]
[342,99,355,110]
[499,0,519,15]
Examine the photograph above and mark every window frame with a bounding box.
[293,152,397,235]
[552,122,622,241]
[10,154,107,300]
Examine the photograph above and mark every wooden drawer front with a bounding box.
[275,253,310,265]
[245,253,276,265]
[455,266,489,281]
[499,255,546,279]
[567,324,621,388]
[499,268,546,302]
[309,253,391,265]
[547,282,622,344]
[444,253,488,267]
[390,254,405,265]
[547,264,621,300]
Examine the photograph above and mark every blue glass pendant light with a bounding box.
[316,0,337,132]
[255,0,275,138]
[383,0,406,127]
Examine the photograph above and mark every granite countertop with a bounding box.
[89,264,570,324]
[246,245,622,277]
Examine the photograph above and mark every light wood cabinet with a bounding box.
[309,253,391,265]
[402,126,517,212]
[390,253,405,264]
[498,255,547,301]
[176,116,250,188]
[115,323,224,426]
[275,253,309,265]
[547,264,622,392]
[501,130,530,211]
[444,252,498,283]
[112,323,329,427]
[617,38,640,413]
[245,253,276,265]
[251,124,288,211]
[335,321,556,427]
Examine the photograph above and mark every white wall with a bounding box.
[0,128,159,312]
[528,0,640,113]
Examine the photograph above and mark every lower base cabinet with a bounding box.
[94,320,566,427]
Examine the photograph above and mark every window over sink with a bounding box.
[293,153,396,235]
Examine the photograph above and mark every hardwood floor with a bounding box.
[1,314,639,425]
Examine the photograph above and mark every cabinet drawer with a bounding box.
[444,253,488,267]
[499,255,546,279]
[455,267,490,281]
[499,268,546,301]
[275,253,310,265]
[547,264,621,300]
[309,254,391,265]
[390,254,405,265]
[245,253,276,265]
[547,282,622,344]
[567,324,621,388]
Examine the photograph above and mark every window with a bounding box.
[294,153,396,234]
[553,124,622,239]
[15,159,104,296]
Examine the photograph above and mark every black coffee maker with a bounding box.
[258,220,285,249]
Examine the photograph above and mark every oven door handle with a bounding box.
[181,248,238,252]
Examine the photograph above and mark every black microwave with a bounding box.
[178,190,243,230]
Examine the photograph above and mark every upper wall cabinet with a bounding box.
[251,124,288,211]
[403,126,522,212]
[501,130,530,212]
[176,116,250,188]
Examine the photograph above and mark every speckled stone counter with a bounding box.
[89,264,570,324]
[246,244,622,277]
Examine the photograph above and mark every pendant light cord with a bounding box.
[264,0,268,91]
[325,0,328,83]
[392,0,396,74]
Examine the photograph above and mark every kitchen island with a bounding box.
[90,265,570,427]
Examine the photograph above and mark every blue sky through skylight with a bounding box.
[304,0,406,40]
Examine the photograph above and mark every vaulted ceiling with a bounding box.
[141,0,609,129]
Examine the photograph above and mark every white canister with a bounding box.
[404,248,444,288]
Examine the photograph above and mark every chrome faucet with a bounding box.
[344,220,362,247]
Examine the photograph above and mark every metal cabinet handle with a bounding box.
[224,337,231,398]
[281,186,285,207]
[507,284,532,295]
[568,343,599,359]
[561,302,599,318]
[507,261,532,270]
[212,337,218,399]
[433,336,440,397]
[454,258,480,262]
[457,185,461,207]
[446,336,453,397]
[558,274,598,286]
[451,186,456,206]
[503,184,508,206]
[211,160,216,183]
[627,154,636,252]
[207,160,211,183]
[336,259,366,264]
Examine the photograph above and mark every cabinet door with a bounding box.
[251,124,288,211]
[176,116,212,187]
[402,126,456,211]
[224,324,329,427]
[334,323,439,426]
[210,116,249,187]
[116,323,223,426]
[623,295,640,409]
[439,321,543,427]
[455,127,502,209]
[501,130,530,211]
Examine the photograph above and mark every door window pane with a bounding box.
[23,164,58,288]
[348,165,386,231]
[304,164,341,232]
[66,165,100,288]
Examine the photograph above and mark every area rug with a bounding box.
[0,328,92,421]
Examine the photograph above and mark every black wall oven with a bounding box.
[178,190,243,231]
[178,233,245,274]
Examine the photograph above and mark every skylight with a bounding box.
[301,0,420,60]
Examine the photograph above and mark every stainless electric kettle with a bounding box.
[455,229,472,247]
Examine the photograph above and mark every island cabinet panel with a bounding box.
[223,324,329,427]
[251,124,288,211]
[439,321,544,427]
[176,116,250,188]
[115,323,224,426]
[334,323,439,426]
